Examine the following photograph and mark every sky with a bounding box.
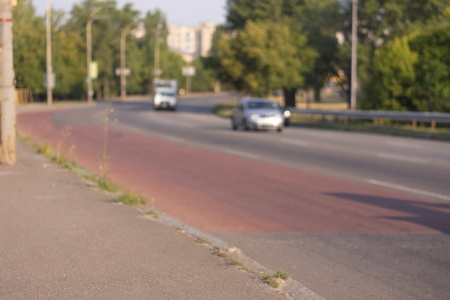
[33,0,227,27]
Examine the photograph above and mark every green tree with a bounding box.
[219,20,316,106]
[13,0,46,95]
[66,0,144,99]
[52,24,87,99]
[191,58,216,92]
[364,37,417,111]
[226,0,282,29]
[341,0,450,110]
[409,23,450,112]
[222,0,320,106]
[291,0,343,103]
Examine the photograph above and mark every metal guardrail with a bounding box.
[290,108,450,125]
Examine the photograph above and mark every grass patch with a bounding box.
[261,268,289,288]
[197,236,212,246]
[226,257,244,267]
[274,268,289,280]
[212,247,249,270]
[261,273,280,288]
[145,198,160,219]
[290,114,450,141]
[212,100,237,118]
[82,173,120,193]
[115,191,147,208]
[36,141,52,155]
[19,133,161,220]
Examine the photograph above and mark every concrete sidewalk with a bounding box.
[0,140,286,299]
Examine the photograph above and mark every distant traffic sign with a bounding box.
[115,68,131,76]
[182,66,196,76]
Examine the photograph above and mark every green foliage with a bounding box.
[52,27,87,99]
[115,191,147,207]
[219,20,316,97]
[409,24,450,112]
[226,0,282,29]
[367,37,418,111]
[191,58,216,92]
[10,0,449,110]
[13,0,46,94]
[338,0,449,111]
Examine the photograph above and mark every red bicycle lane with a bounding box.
[17,109,450,235]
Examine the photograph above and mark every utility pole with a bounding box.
[0,0,17,165]
[46,0,53,106]
[350,0,358,110]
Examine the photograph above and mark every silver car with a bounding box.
[231,98,284,132]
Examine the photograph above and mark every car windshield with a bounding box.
[157,91,175,97]
[247,101,278,109]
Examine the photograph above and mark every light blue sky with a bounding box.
[33,0,227,26]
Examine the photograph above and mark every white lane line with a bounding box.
[385,140,424,149]
[280,138,310,147]
[165,136,186,144]
[366,179,450,202]
[376,152,428,164]
[224,149,260,160]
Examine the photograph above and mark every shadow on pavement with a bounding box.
[327,192,450,234]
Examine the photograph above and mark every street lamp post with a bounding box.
[86,4,113,103]
[154,17,163,80]
[350,0,358,110]
[120,23,133,99]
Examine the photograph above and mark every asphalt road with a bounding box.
[18,94,450,299]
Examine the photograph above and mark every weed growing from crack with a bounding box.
[145,198,161,219]
[260,268,289,288]
[98,107,113,187]
[212,248,248,269]
[197,236,212,246]
[226,258,243,267]
[261,272,280,288]
[274,268,289,280]
[54,126,76,167]
[37,141,52,155]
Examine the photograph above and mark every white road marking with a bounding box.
[376,152,428,164]
[385,140,424,149]
[366,179,450,202]
[280,138,310,147]
[224,149,260,159]
[165,136,186,144]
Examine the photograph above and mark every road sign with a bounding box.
[152,69,163,76]
[44,72,55,89]
[115,68,131,76]
[90,62,98,79]
[182,66,196,76]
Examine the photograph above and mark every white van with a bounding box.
[153,79,178,111]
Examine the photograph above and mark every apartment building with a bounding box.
[167,22,216,61]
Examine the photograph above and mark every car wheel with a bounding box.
[242,119,250,131]
[277,127,283,133]
[231,118,238,130]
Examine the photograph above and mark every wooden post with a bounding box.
[431,120,436,130]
